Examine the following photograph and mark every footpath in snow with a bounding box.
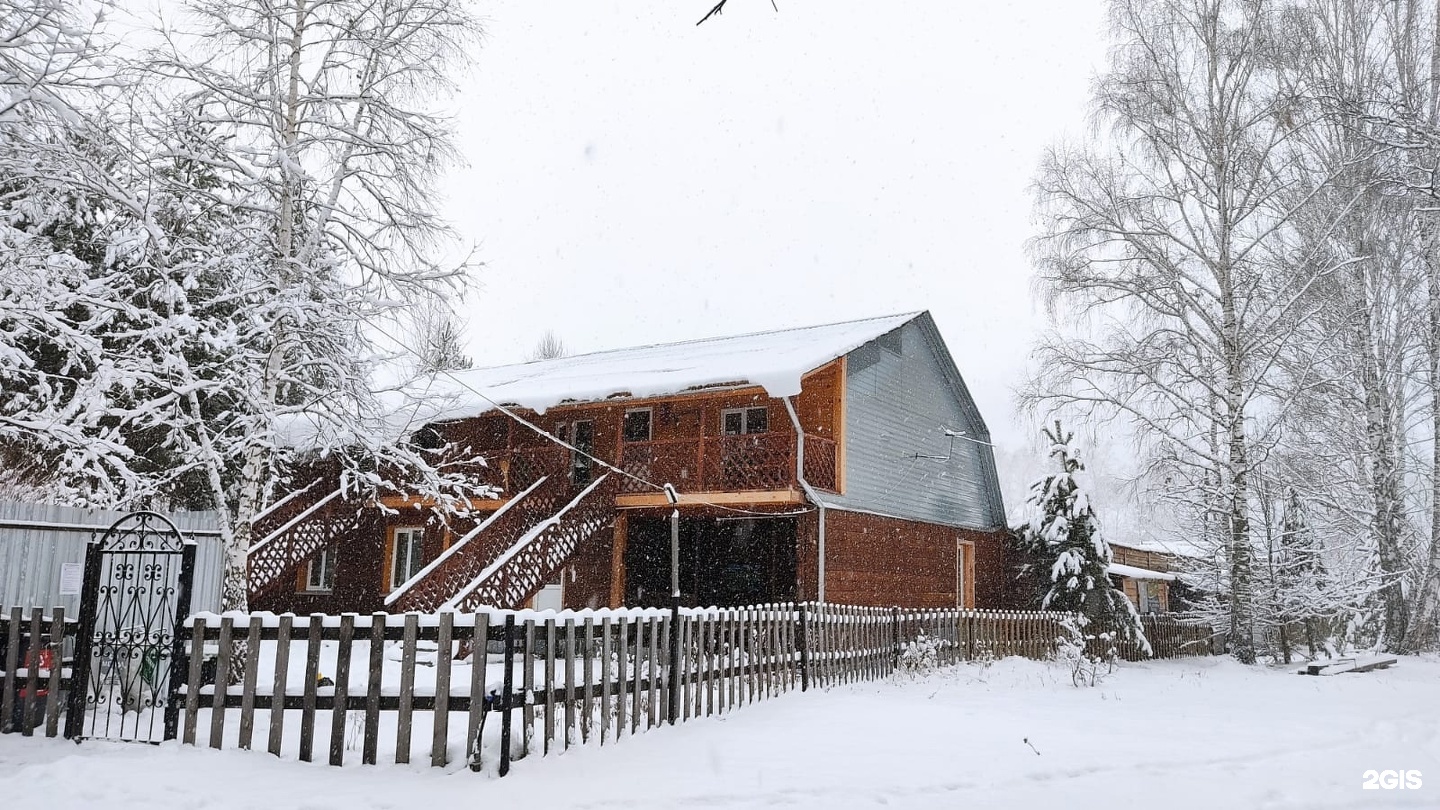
[2,655,1437,810]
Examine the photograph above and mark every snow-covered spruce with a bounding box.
[1015,421,1149,657]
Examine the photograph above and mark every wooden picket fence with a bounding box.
[4,602,1214,774]
[0,607,77,737]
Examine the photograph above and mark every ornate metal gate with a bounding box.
[64,511,196,742]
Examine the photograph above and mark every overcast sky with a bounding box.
[444,2,1110,455]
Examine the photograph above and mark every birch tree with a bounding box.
[136,0,485,612]
[1027,0,1339,662]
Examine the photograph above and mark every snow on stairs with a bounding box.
[389,473,616,613]
[1297,656,1398,676]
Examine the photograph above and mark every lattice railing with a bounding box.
[619,439,700,494]
[618,433,831,494]
[247,490,359,597]
[447,474,617,611]
[701,434,796,492]
[389,474,570,613]
[802,435,838,492]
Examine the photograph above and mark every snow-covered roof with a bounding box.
[413,311,921,420]
[1106,562,1175,581]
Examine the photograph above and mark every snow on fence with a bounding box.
[1,602,1215,771]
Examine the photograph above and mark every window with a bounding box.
[389,527,425,592]
[304,548,336,592]
[722,407,768,436]
[622,408,652,443]
[1137,580,1161,614]
[570,420,595,486]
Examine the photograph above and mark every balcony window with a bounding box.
[623,408,652,442]
[722,406,768,436]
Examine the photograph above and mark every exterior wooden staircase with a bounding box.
[247,480,361,598]
[246,456,618,612]
[388,473,615,613]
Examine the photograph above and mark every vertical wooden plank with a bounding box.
[466,617,489,766]
[298,616,322,763]
[395,614,418,764]
[716,611,728,715]
[760,607,772,698]
[785,604,797,693]
[431,612,454,767]
[237,620,261,749]
[2,607,20,734]
[702,614,714,716]
[646,615,659,729]
[636,613,648,729]
[581,617,594,743]
[44,608,66,737]
[615,615,628,739]
[686,615,698,718]
[183,617,206,745]
[726,609,737,711]
[542,618,555,754]
[363,614,384,765]
[21,608,42,735]
[746,606,758,702]
[207,616,234,743]
[267,615,292,757]
[522,621,535,756]
[600,616,613,745]
[563,618,576,749]
[328,613,355,766]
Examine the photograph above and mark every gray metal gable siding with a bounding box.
[823,320,1003,529]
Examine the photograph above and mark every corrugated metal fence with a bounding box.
[0,501,224,614]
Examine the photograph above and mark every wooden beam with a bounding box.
[614,489,805,509]
[609,511,628,609]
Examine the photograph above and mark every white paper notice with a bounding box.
[59,562,83,595]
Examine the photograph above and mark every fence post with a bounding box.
[890,606,900,672]
[499,614,515,778]
[797,602,809,692]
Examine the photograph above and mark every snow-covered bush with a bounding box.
[1054,615,1116,688]
[896,630,941,676]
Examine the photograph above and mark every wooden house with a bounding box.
[247,311,1009,614]
[1108,543,1181,614]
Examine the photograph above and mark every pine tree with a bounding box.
[1017,421,1150,657]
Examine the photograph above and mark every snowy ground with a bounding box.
[3,655,1437,809]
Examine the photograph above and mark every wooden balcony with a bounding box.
[617,434,836,497]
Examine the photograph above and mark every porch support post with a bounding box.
[609,511,628,609]
[667,505,681,726]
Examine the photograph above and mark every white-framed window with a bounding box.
[389,527,426,592]
[721,406,768,436]
[622,408,652,442]
[304,548,336,592]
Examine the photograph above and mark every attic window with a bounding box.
[623,408,652,442]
